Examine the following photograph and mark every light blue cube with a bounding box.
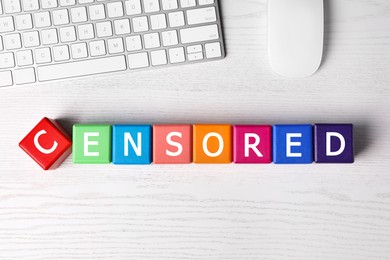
[273,124,313,164]
[112,125,152,165]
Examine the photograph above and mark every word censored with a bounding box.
[19,118,354,170]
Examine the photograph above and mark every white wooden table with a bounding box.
[1,0,390,259]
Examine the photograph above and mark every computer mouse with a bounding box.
[268,0,324,78]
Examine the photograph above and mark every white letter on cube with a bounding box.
[34,129,58,154]
[244,133,263,157]
[203,132,224,157]
[286,133,302,157]
[124,132,142,156]
[326,132,346,156]
[166,132,183,157]
[84,132,99,156]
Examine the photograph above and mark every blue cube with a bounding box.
[273,124,313,164]
[112,125,152,165]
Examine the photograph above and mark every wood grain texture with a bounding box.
[1,0,390,259]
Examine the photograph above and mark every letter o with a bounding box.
[202,132,224,157]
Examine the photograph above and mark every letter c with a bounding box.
[34,130,58,154]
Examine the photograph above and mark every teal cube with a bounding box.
[112,125,152,165]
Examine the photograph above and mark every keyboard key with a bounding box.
[150,14,167,30]
[107,2,123,18]
[4,33,22,50]
[205,42,221,58]
[198,0,214,5]
[180,24,219,44]
[168,47,185,63]
[143,0,159,13]
[71,6,87,23]
[132,16,148,32]
[22,0,39,11]
[161,30,178,46]
[37,55,126,81]
[162,0,177,11]
[168,11,184,27]
[53,9,70,25]
[89,4,106,21]
[0,52,15,69]
[41,0,58,9]
[128,52,149,69]
[188,52,203,61]
[125,0,141,15]
[187,44,202,53]
[78,23,94,40]
[15,14,33,30]
[151,50,167,66]
[89,40,106,56]
[23,31,40,47]
[0,36,3,50]
[16,49,33,66]
[35,47,52,64]
[180,0,195,8]
[4,0,21,13]
[114,19,130,35]
[41,28,58,45]
[0,16,15,32]
[60,26,76,42]
[187,7,216,25]
[0,71,13,87]
[125,35,142,51]
[53,45,70,61]
[78,0,93,3]
[107,37,124,54]
[59,0,75,6]
[144,33,160,49]
[96,21,112,37]
[71,42,88,59]
[14,67,36,84]
[34,11,51,28]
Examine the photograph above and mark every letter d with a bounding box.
[326,132,346,156]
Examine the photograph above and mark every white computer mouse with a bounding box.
[268,0,324,78]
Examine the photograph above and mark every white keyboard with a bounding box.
[0,0,225,87]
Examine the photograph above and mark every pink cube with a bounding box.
[153,125,192,164]
[233,125,272,164]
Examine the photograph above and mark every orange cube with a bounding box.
[193,124,232,164]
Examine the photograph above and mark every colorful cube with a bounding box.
[153,125,192,164]
[112,125,152,165]
[233,125,272,164]
[314,124,354,163]
[273,124,313,164]
[73,124,111,164]
[193,124,232,164]
[19,117,72,170]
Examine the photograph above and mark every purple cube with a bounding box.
[314,124,354,163]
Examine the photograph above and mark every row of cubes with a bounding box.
[19,118,354,170]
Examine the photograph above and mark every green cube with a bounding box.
[73,124,112,164]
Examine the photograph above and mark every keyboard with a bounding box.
[0,0,225,87]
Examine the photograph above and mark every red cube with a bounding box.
[19,118,72,170]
